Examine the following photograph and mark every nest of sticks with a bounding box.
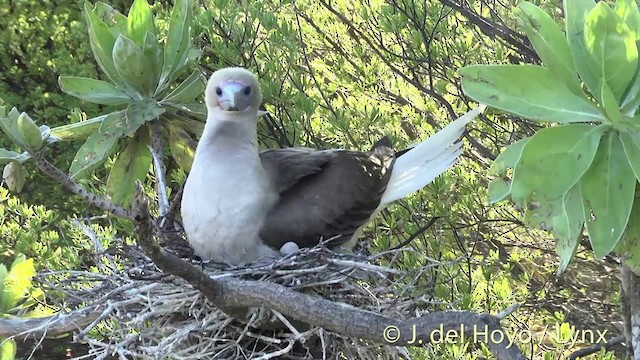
[33,228,456,360]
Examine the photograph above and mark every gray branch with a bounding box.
[148,121,170,218]
[130,183,526,360]
[33,155,134,220]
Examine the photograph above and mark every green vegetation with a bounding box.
[0,0,633,358]
[462,0,640,275]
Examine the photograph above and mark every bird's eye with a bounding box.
[243,86,251,95]
[215,87,222,96]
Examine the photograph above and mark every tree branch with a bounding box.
[33,155,134,220]
[130,183,526,360]
[621,264,640,359]
[0,308,101,340]
[148,121,170,218]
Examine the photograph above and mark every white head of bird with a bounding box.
[205,67,262,115]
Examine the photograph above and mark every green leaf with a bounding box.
[517,2,582,95]
[460,65,604,123]
[564,0,598,98]
[83,2,120,87]
[600,82,624,125]
[487,138,530,204]
[50,114,107,141]
[621,68,640,114]
[172,117,205,139]
[619,130,640,183]
[510,124,607,204]
[69,129,119,180]
[99,100,165,138]
[161,69,205,104]
[112,35,155,96]
[580,130,636,258]
[59,76,133,105]
[554,185,584,274]
[16,112,43,151]
[615,0,640,40]
[171,103,206,116]
[2,161,27,193]
[167,123,197,172]
[1,256,34,312]
[142,31,163,87]
[127,0,155,47]
[106,128,151,206]
[158,0,192,92]
[0,337,16,360]
[0,265,6,305]
[0,108,28,149]
[584,2,638,102]
[0,149,23,165]
[94,2,128,36]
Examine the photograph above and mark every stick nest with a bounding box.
[36,235,455,360]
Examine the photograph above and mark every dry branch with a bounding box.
[130,182,526,359]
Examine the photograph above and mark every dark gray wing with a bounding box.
[259,143,395,250]
[259,148,336,192]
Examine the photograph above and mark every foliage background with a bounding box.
[0,0,623,358]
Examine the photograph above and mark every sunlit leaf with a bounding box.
[460,65,604,123]
[517,2,582,95]
[112,35,155,96]
[127,0,155,47]
[59,76,133,105]
[487,138,530,204]
[0,337,16,360]
[106,128,151,206]
[584,2,638,102]
[615,0,640,39]
[1,256,35,312]
[167,123,197,172]
[99,100,164,138]
[69,129,119,180]
[158,0,192,92]
[510,124,607,204]
[580,131,636,258]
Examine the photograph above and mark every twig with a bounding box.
[33,155,134,219]
[567,335,625,360]
[148,121,170,218]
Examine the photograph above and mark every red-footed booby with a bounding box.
[181,67,485,265]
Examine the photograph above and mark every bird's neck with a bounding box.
[193,110,261,171]
[202,110,258,149]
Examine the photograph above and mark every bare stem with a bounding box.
[33,155,134,220]
[148,121,170,218]
[621,264,640,359]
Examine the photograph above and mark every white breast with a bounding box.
[181,145,279,265]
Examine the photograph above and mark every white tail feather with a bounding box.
[380,105,486,204]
